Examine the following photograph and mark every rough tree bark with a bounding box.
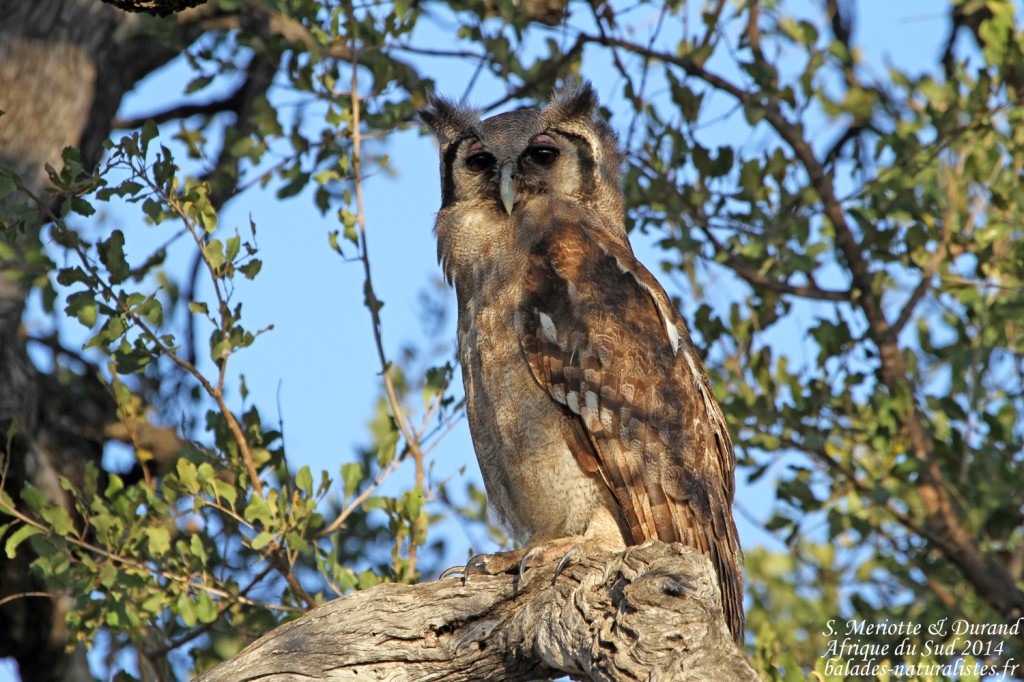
[0,2,193,680]
[99,0,209,16]
[194,543,757,682]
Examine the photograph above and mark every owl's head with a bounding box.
[421,81,624,231]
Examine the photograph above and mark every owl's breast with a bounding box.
[435,205,519,287]
[456,286,623,546]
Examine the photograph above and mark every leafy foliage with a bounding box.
[1,0,1022,680]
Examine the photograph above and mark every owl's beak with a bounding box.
[499,163,517,215]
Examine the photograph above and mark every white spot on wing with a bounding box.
[538,311,558,343]
[583,391,600,430]
[665,321,680,354]
[567,391,580,413]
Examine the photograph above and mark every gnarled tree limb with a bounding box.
[100,0,207,16]
[195,542,757,682]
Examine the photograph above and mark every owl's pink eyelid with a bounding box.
[531,134,557,147]
[467,141,485,154]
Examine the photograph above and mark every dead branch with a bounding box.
[194,542,757,682]
[101,0,207,16]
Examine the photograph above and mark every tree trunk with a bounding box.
[0,2,182,680]
[195,543,757,682]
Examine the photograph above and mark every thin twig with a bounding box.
[0,591,58,607]
[348,14,425,578]
[698,224,851,302]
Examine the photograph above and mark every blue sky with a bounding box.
[1,1,958,679]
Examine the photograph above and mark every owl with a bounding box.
[421,82,744,644]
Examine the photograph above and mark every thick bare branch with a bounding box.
[100,0,206,16]
[195,543,757,682]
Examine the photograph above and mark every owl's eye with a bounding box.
[525,144,559,167]
[465,152,495,173]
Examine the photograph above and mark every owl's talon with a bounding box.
[438,552,493,584]
[517,546,544,583]
[461,552,494,584]
[438,564,466,581]
[553,547,579,580]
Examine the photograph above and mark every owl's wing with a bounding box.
[516,220,744,642]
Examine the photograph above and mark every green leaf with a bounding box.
[177,593,198,628]
[196,591,218,624]
[339,209,359,246]
[56,267,94,287]
[212,479,237,507]
[189,533,208,564]
[205,239,225,271]
[140,118,159,149]
[244,496,273,526]
[341,462,362,498]
[199,204,218,233]
[105,473,125,498]
[65,292,97,328]
[197,462,215,484]
[335,565,358,592]
[40,504,74,536]
[4,524,42,558]
[363,497,386,512]
[98,230,130,283]
[68,196,95,217]
[978,2,1014,66]
[141,592,166,615]
[357,569,382,589]
[403,487,424,521]
[328,230,344,255]
[239,259,262,279]
[251,530,275,550]
[0,175,16,199]
[185,74,214,94]
[20,485,46,511]
[147,526,171,556]
[296,466,313,497]
[423,363,452,405]
[177,459,200,494]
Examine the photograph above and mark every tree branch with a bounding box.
[698,225,851,302]
[112,86,247,130]
[194,543,757,682]
[100,0,207,16]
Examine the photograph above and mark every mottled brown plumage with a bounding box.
[422,82,744,643]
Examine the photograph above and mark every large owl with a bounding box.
[422,82,744,644]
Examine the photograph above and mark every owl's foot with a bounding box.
[438,539,589,585]
[481,538,586,584]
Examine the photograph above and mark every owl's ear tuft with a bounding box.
[420,95,480,145]
[545,80,599,124]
